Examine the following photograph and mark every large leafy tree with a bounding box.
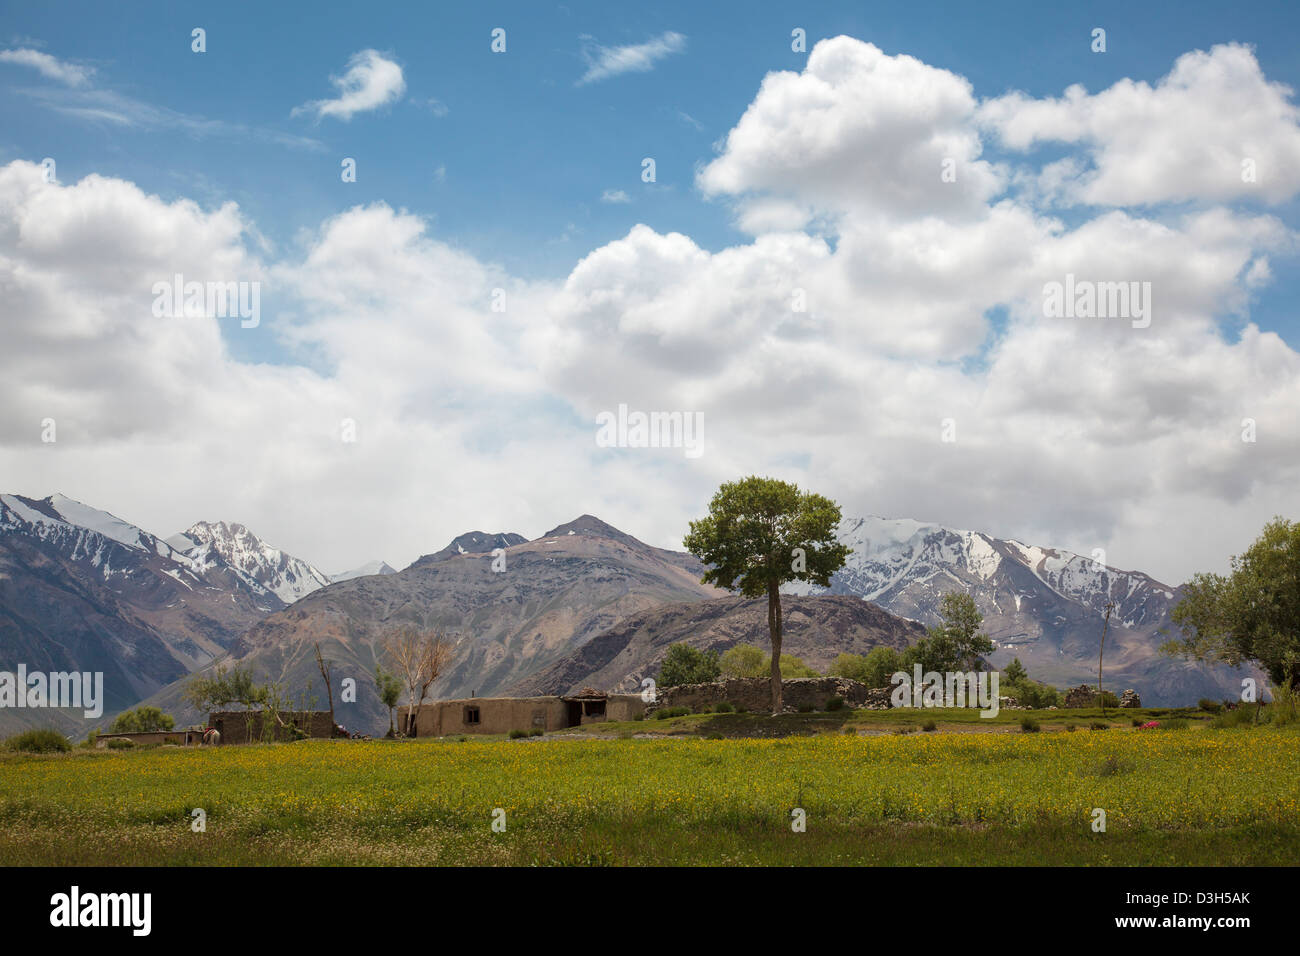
[902,592,994,673]
[683,476,850,714]
[1164,517,1300,690]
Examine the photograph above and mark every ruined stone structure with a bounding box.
[399,691,646,737]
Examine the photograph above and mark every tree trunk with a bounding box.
[768,579,784,715]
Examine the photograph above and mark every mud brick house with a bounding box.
[207,709,337,744]
[399,690,645,736]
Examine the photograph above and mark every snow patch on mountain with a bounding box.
[1,493,201,581]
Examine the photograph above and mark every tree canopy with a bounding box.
[1164,517,1300,690]
[658,644,722,688]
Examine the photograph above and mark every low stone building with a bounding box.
[399,690,645,737]
[207,709,337,744]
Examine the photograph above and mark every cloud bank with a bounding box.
[2,37,1297,586]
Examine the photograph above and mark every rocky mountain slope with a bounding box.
[140,516,725,734]
[783,516,1250,705]
[0,494,283,734]
[509,594,926,697]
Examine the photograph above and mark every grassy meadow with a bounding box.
[1,710,1298,865]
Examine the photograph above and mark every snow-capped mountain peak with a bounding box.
[170,520,332,605]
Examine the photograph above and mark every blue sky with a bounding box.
[5,0,1300,353]
[1,1,1298,583]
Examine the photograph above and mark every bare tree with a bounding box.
[1098,601,1114,717]
[384,624,451,736]
[314,642,335,728]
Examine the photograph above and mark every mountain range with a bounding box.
[0,494,388,734]
[0,493,1249,736]
[782,517,1250,705]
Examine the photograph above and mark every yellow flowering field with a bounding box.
[1,728,1297,865]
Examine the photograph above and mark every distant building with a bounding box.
[399,691,645,737]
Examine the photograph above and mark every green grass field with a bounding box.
[2,712,1297,866]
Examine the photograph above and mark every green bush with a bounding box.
[779,655,821,678]
[1007,679,1062,709]
[830,647,902,686]
[1270,684,1299,727]
[508,729,529,739]
[697,703,713,714]
[1198,698,1224,714]
[1131,717,1145,727]
[1064,722,1077,732]
[529,728,544,737]
[658,644,722,688]
[654,706,691,720]
[714,701,735,713]
[720,643,767,679]
[825,696,844,712]
[1090,721,1108,730]
[5,728,72,754]
[921,718,937,732]
[797,703,815,713]
[1020,716,1040,733]
[109,705,174,734]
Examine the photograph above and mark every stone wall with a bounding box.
[1063,685,1141,708]
[208,710,336,744]
[655,677,885,713]
[94,730,203,748]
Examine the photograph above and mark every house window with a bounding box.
[464,705,481,726]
